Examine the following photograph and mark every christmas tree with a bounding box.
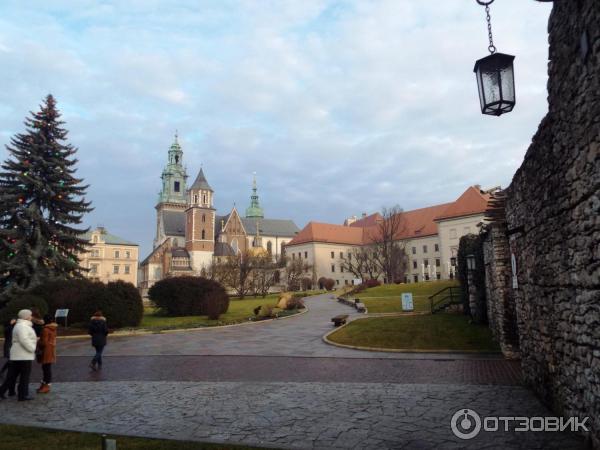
[0,94,93,301]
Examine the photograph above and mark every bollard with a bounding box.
[101,434,117,450]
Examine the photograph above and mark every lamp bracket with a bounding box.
[476,0,494,5]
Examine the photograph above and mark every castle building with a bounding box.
[138,136,299,296]
[284,185,496,287]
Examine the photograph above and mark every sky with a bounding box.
[0,0,552,258]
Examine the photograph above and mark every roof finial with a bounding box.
[174,129,179,143]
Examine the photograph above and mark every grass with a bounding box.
[327,314,499,352]
[353,280,459,313]
[0,424,263,450]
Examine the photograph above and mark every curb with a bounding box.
[321,315,502,355]
[27,299,312,340]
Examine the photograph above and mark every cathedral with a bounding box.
[138,135,300,296]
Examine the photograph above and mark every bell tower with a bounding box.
[185,167,215,271]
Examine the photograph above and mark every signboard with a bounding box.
[55,309,70,328]
[401,293,414,311]
[55,309,69,318]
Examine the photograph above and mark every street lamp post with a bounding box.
[473,0,516,116]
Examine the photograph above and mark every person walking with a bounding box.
[0,309,38,401]
[88,310,108,371]
[1,318,16,382]
[36,315,57,394]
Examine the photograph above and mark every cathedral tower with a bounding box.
[185,167,215,271]
[154,133,188,248]
[245,173,264,219]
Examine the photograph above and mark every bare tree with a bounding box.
[339,246,382,282]
[219,251,256,298]
[251,253,278,297]
[368,205,408,284]
[284,257,313,291]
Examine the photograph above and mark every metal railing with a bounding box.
[429,286,463,313]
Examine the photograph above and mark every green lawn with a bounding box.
[328,314,499,352]
[354,280,459,313]
[0,424,263,450]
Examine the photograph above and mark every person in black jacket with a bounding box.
[88,310,108,371]
[1,318,16,388]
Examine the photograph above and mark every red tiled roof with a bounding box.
[286,186,490,247]
[349,213,382,228]
[435,186,491,221]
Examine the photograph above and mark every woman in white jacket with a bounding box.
[0,309,38,401]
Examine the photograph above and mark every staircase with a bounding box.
[429,286,463,313]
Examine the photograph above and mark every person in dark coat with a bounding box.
[30,307,45,337]
[1,318,16,390]
[88,310,108,371]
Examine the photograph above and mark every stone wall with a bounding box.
[490,0,599,447]
[482,223,520,359]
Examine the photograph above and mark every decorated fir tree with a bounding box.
[0,94,92,299]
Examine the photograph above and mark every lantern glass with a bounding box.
[466,254,476,271]
[474,53,516,116]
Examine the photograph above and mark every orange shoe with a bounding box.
[35,383,44,393]
[38,384,50,394]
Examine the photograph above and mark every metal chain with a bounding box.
[485,4,497,54]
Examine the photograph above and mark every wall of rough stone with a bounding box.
[482,223,520,358]
[498,0,599,447]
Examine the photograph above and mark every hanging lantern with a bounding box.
[473,0,516,116]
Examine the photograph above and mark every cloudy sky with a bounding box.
[0,0,552,257]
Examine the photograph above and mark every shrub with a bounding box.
[364,279,381,288]
[258,304,275,318]
[0,293,48,325]
[322,278,335,291]
[105,281,144,328]
[148,276,229,318]
[300,277,313,291]
[31,278,141,328]
[285,297,305,311]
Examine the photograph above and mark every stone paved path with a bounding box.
[0,294,586,448]
[56,294,504,360]
[0,382,584,449]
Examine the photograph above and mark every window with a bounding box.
[436,273,441,280]
[340,266,344,273]
[450,228,457,239]
[91,249,99,258]
[348,252,351,260]
[425,274,430,281]
[434,244,439,252]
[194,194,198,204]
[304,251,308,258]
[423,245,428,253]
[113,265,119,274]
[174,181,180,192]
[89,264,98,274]
[451,257,457,267]
[344,280,349,285]
[339,252,343,258]
[201,230,205,239]
[92,235,98,243]
[125,251,130,259]
[203,194,207,204]
[331,265,335,273]
[336,280,340,285]
[114,250,120,258]
[267,241,273,254]
[331,251,334,259]
[413,260,417,269]
[292,254,296,260]
[424,259,429,267]
[412,246,416,255]
[124,265,130,274]
[436,258,441,267]
[202,214,206,223]
[413,274,419,283]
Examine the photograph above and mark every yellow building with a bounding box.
[79,227,139,285]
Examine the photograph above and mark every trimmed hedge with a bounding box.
[30,278,143,328]
[148,276,229,319]
[0,293,48,325]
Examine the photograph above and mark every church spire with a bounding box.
[245,172,264,219]
[158,133,187,205]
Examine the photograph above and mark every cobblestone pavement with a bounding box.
[56,294,504,360]
[31,355,522,385]
[0,381,584,449]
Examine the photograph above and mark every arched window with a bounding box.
[203,194,207,204]
[267,241,272,254]
[231,238,239,254]
[201,230,206,239]
[194,194,198,204]
[202,214,205,223]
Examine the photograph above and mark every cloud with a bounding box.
[0,0,552,257]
